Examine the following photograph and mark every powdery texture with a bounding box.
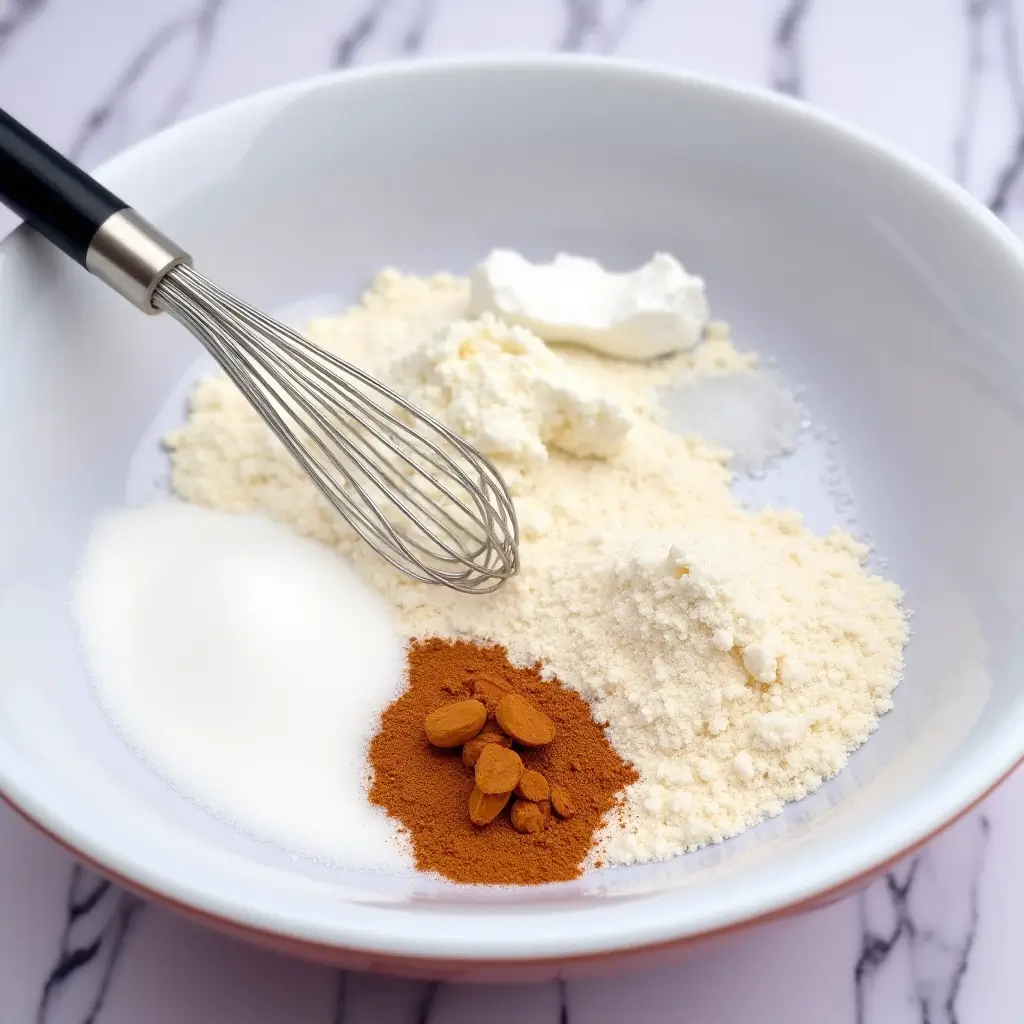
[74,502,409,870]
[368,637,637,885]
[166,269,907,867]
[389,311,631,467]
[529,516,905,862]
[666,368,804,474]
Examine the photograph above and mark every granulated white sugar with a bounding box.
[664,369,804,474]
[73,501,410,870]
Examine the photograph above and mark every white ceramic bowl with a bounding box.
[2,55,1023,982]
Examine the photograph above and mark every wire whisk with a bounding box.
[0,108,519,593]
[155,265,518,592]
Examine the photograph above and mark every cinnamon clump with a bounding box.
[368,637,637,885]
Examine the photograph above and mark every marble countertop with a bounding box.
[1,1,1022,1021]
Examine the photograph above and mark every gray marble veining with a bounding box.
[0,0,47,59]
[333,0,437,67]
[854,817,989,1024]
[36,868,143,1024]
[963,0,1024,213]
[69,0,225,168]
[769,0,811,96]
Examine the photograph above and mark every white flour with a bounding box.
[525,520,904,862]
[390,311,631,468]
[73,502,410,870]
[165,269,908,868]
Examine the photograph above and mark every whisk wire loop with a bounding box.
[153,264,519,592]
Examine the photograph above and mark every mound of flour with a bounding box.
[390,311,631,466]
[165,270,907,866]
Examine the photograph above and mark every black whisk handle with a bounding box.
[0,108,191,313]
[0,107,126,265]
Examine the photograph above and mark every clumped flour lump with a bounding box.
[166,267,908,867]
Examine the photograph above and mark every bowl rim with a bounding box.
[3,51,1024,965]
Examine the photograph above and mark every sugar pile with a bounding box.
[165,269,908,868]
[664,368,804,474]
[73,502,410,870]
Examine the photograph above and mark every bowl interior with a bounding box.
[1,58,1023,961]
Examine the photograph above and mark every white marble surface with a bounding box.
[1,0,1022,1021]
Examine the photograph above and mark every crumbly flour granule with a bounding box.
[391,311,631,466]
[166,270,908,867]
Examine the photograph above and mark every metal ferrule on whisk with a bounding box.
[85,209,192,314]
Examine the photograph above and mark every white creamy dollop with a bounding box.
[468,249,710,361]
[389,313,631,466]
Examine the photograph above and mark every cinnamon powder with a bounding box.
[368,638,637,885]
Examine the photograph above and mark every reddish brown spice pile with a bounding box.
[368,638,637,885]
